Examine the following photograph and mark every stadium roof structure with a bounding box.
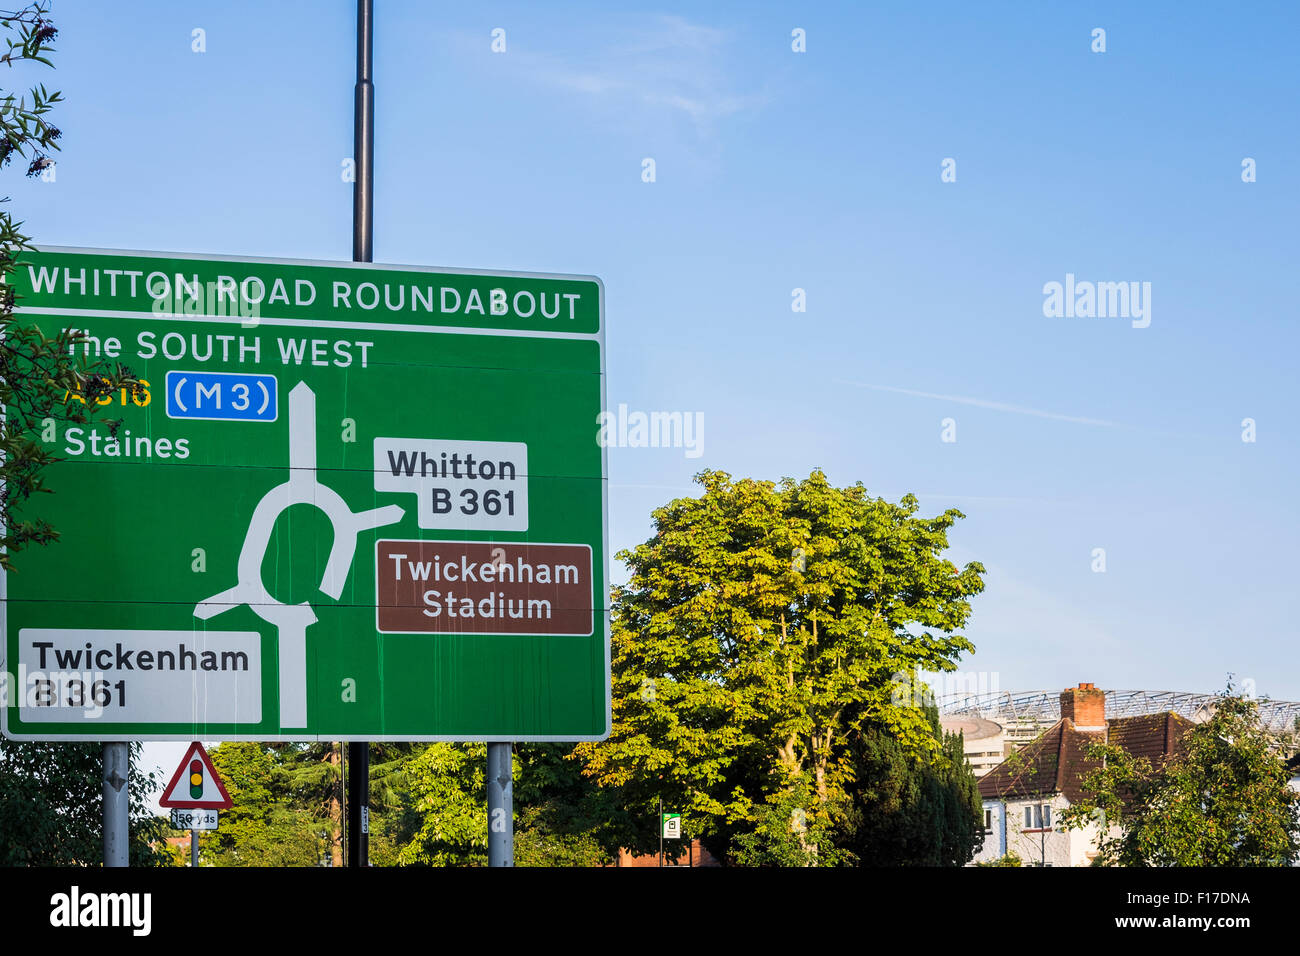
[938,689,1300,736]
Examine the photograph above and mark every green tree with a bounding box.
[393,743,488,866]
[936,722,984,862]
[273,743,346,865]
[513,745,619,867]
[837,702,983,865]
[730,775,850,866]
[0,739,166,865]
[577,470,985,863]
[1061,693,1300,866]
[201,743,326,867]
[374,743,620,867]
[0,1,138,569]
[349,742,428,866]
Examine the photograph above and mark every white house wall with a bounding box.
[972,796,1103,867]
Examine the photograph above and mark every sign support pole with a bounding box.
[346,0,374,869]
[487,742,513,866]
[102,742,129,867]
[190,828,198,867]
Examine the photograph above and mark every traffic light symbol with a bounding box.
[159,743,230,810]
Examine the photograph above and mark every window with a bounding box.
[1023,804,1052,829]
[983,808,993,833]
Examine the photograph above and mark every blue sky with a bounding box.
[10,1,1299,781]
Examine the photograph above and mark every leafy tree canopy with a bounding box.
[838,702,983,866]
[577,469,985,862]
[202,743,328,867]
[0,739,166,865]
[380,743,617,867]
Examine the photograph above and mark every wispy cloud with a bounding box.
[835,380,1123,427]
[618,15,729,56]
[457,15,766,142]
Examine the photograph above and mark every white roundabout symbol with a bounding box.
[194,381,403,729]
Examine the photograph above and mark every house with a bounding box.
[611,840,721,867]
[972,682,1193,866]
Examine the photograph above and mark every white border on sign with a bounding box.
[0,246,612,744]
[164,369,280,423]
[374,540,595,637]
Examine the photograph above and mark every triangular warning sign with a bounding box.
[159,742,232,809]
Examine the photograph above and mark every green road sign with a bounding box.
[1,247,609,741]
[661,813,681,839]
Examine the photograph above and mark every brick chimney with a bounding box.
[1060,682,1106,731]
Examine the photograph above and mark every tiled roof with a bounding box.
[1106,712,1190,765]
[978,712,1193,802]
